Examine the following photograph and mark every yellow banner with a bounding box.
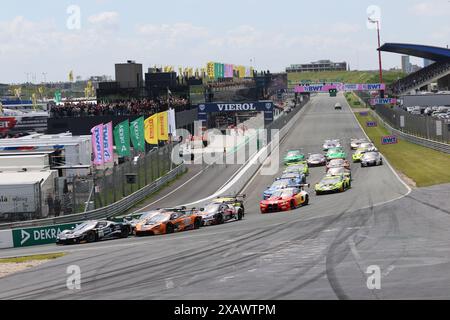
[144,114,158,145]
[157,111,169,141]
[207,62,215,79]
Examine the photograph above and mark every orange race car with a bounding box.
[135,208,203,236]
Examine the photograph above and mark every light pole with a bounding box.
[368,17,383,84]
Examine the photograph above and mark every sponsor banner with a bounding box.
[168,108,177,138]
[207,62,215,79]
[370,98,397,106]
[157,111,169,141]
[130,117,145,152]
[366,121,378,127]
[382,135,398,145]
[197,101,274,113]
[359,111,369,116]
[91,124,104,165]
[114,120,131,157]
[224,64,234,78]
[295,83,385,93]
[103,122,114,163]
[0,117,17,134]
[145,114,158,145]
[0,230,13,249]
[12,223,78,248]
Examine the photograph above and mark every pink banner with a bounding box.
[294,83,386,93]
[224,64,234,78]
[370,98,397,106]
[103,122,114,163]
[91,124,104,165]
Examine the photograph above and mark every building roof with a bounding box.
[379,43,450,62]
[0,170,55,185]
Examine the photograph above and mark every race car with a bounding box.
[283,150,306,165]
[122,209,171,234]
[326,167,352,180]
[198,202,244,226]
[350,138,369,150]
[326,158,351,170]
[260,186,309,214]
[277,172,307,185]
[307,153,327,167]
[335,103,342,110]
[56,220,131,245]
[323,139,341,151]
[326,147,347,160]
[263,178,302,199]
[284,162,309,176]
[135,208,203,236]
[213,195,245,215]
[315,174,351,195]
[352,144,378,162]
[361,151,383,167]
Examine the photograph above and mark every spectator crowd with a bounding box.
[50,97,190,118]
[390,61,450,95]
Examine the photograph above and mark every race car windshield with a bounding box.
[330,160,344,166]
[363,153,378,160]
[321,177,341,184]
[281,174,298,180]
[287,151,301,157]
[204,204,221,213]
[310,154,323,160]
[146,214,170,224]
[271,180,290,188]
[271,189,295,198]
[73,221,96,231]
[328,168,344,174]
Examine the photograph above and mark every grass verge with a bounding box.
[0,253,65,264]
[354,111,450,187]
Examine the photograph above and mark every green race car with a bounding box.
[315,174,351,195]
[326,147,347,160]
[283,162,309,176]
[284,150,306,165]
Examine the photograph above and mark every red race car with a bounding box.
[260,187,309,214]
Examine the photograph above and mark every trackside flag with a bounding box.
[103,122,114,163]
[91,124,104,165]
[168,108,177,138]
[130,117,145,152]
[114,120,131,157]
[145,114,158,145]
[157,111,169,141]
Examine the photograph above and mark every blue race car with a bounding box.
[263,178,302,200]
[276,172,306,185]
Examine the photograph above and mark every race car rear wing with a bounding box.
[215,194,246,201]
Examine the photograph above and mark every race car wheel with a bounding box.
[120,227,129,238]
[304,195,309,206]
[86,231,96,243]
[216,214,224,225]
[194,218,202,229]
[290,200,296,210]
[237,209,243,221]
[340,185,345,192]
[166,223,175,234]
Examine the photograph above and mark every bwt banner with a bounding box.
[370,98,397,106]
[294,83,386,93]
[382,135,398,145]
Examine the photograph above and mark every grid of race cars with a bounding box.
[56,138,384,245]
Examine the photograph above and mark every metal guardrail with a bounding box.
[0,164,186,230]
[370,110,450,154]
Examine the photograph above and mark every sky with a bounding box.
[0,0,449,83]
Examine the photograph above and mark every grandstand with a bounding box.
[379,43,450,96]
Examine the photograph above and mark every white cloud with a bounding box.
[409,0,450,16]
[88,11,119,26]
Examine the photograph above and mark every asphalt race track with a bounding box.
[2,94,450,299]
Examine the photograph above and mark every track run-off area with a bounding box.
[1,93,450,299]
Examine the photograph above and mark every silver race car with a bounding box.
[57,220,131,245]
[361,151,383,167]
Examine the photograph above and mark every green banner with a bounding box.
[130,117,145,152]
[12,223,78,248]
[54,91,62,103]
[114,120,131,157]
